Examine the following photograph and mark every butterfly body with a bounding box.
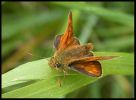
[48,11,117,77]
[49,43,93,70]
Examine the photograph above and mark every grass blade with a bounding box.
[50,2,134,27]
[2,52,134,98]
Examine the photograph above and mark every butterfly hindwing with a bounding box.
[69,61,102,77]
[54,34,62,50]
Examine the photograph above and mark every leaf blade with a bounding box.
[2,52,134,98]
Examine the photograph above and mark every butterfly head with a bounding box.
[49,56,63,68]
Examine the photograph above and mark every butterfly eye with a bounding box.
[56,63,62,68]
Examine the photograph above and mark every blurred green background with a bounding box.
[2,1,134,98]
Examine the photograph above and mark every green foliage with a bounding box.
[2,1,134,98]
[2,52,134,98]
[51,2,134,27]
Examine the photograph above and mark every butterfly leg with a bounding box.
[63,68,68,78]
[57,78,61,87]
[56,69,67,87]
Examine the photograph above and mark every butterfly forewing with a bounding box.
[54,36,80,50]
[57,12,74,50]
[54,12,80,50]
[70,56,117,63]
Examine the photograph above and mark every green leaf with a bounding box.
[50,2,134,27]
[95,35,134,51]
[79,15,98,44]
[2,11,62,40]
[2,52,134,98]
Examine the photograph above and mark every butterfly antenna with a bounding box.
[27,52,45,59]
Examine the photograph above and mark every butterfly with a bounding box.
[48,11,117,77]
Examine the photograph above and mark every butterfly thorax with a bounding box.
[55,44,93,63]
[49,51,69,70]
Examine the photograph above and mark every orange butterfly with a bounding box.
[48,11,117,77]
